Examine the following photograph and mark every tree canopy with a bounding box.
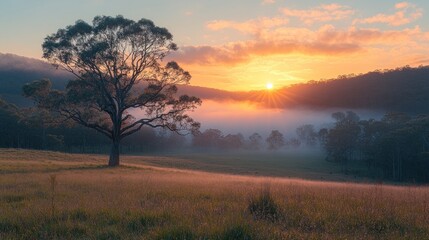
[23,15,201,166]
[266,130,285,151]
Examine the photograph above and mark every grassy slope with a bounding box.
[1,149,429,239]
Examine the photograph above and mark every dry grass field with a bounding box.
[1,149,429,239]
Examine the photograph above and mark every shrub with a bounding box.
[126,213,159,233]
[248,186,280,222]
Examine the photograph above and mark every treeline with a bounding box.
[192,128,313,151]
[0,98,187,153]
[0,90,312,153]
[192,111,429,182]
[0,97,312,153]
[320,111,429,182]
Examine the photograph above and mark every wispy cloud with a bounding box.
[396,2,410,9]
[315,25,422,45]
[281,4,355,25]
[206,17,289,34]
[353,2,422,26]
[172,27,363,65]
[172,23,424,65]
[261,0,275,5]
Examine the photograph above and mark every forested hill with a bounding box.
[279,66,429,113]
[1,53,429,113]
[0,53,70,106]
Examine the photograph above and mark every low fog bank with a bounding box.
[129,99,383,155]
[189,100,382,137]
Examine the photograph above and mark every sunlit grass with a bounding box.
[1,149,429,239]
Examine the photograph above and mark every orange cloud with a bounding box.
[171,40,360,65]
[353,2,422,26]
[281,4,355,25]
[316,25,422,45]
[395,2,410,9]
[172,25,423,65]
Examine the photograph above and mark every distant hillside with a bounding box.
[0,53,71,106]
[1,53,429,113]
[0,53,246,106]
[279,66,429,113]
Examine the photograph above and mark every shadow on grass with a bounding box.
[0,164,138,175]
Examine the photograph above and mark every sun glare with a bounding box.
[266,82,273,90]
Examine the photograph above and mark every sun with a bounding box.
[266,82,273,90]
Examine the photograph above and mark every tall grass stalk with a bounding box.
[49,174,57,218]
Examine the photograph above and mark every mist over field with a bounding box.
[189,99,383,136]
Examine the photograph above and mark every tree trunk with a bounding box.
[109,140,120,167]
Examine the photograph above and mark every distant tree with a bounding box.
[220,133,244,150]
[296,124,317,147]
[266,130,285,150]
[285,137,301,149]
[23,15,200,166]
[193,128,223,149]
[325,111,361,172]
[19,109,60,150]
[382,112,410,126]
[332,111,360,124]
[359,119,386,171]
[121,126,158,152]
[370,113,429,181]
[248,132,263,150]
[317,128,329,146]
[0,98,23,148]
[165,132,187,150]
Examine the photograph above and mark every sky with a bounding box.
[1,0,429,91]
